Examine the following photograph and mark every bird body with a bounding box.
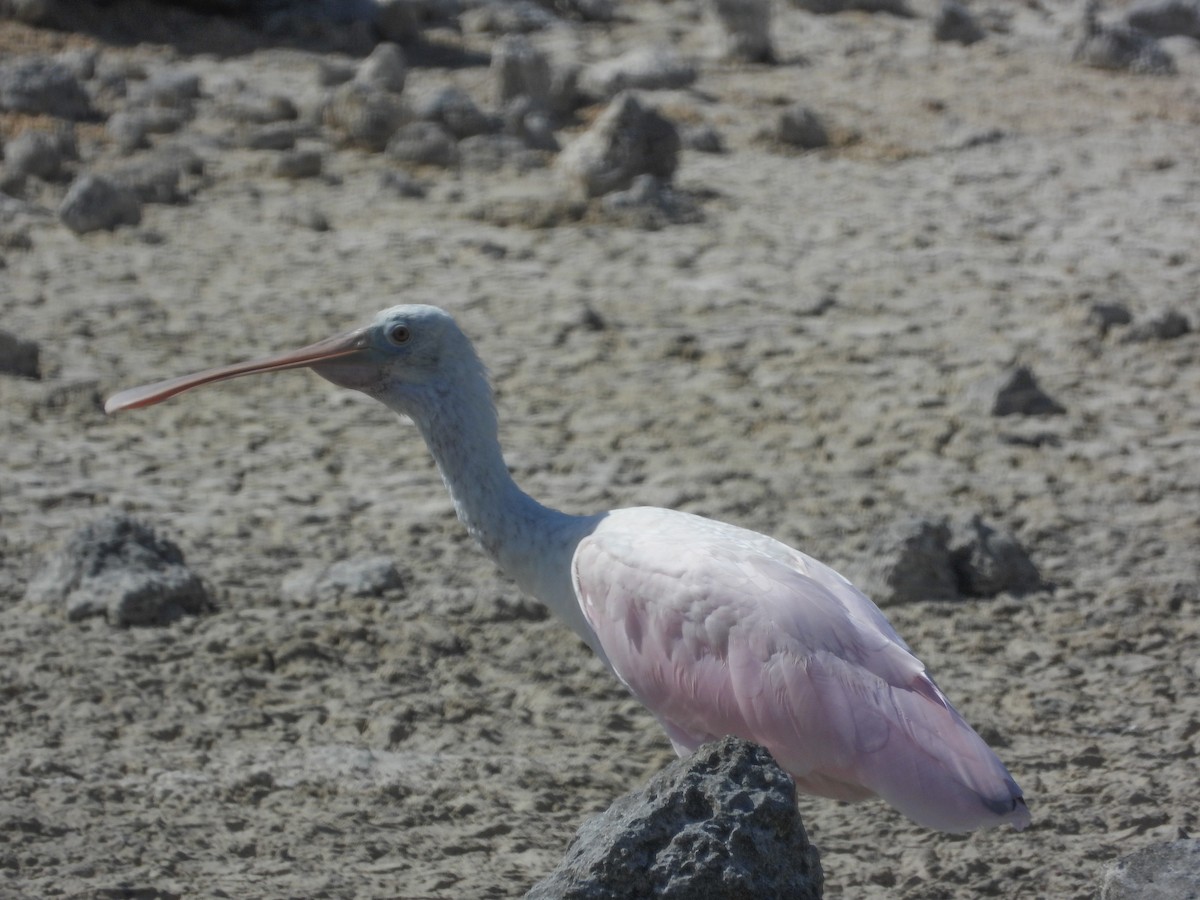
[106,304,1030,833]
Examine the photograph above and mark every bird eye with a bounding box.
[388,325,411,345]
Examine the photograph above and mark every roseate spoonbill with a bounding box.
[107,304,1030,833]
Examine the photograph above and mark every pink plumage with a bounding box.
[575,507,1029,833]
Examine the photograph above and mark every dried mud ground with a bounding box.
[2,2,1200,898]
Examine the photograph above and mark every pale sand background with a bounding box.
[1,1,1198,897]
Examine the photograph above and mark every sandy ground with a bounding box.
[2,0,1199,897]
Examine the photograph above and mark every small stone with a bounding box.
[219,93,298,125]
[793,0,911,14]
[1100,839,1200,900]
[0,329,40,379]
[458,133,546,173]
[356,42,407,94]
[378,169,426,198]
[23,514,212,627]
[1121,308,1191,343]
[934,0,986,45]
[710,0,775,63]
[272,149,323,179]
[1126,0,1200,39]
[240,122,304,151]
[501,95,559,152]
[323,81,409,151]
[578,46,698,102]
[491,34,552,110]
[0,58,93,119]
[106,154,188,204]
[281,555,404,606]
[988,365,1066,417]
[4,128,74,180]
[316,59,356,87]
[462,0,557,35]
[131,68,202,109]
[526,736,822,900]
[681,123,725,153]
[1089,301,1133,336]
[777,105,830,149]
[106,108,186,154]
[860,516,958,605]
[1074,1,1176,75]
[375,0,424,42]
[950,516,1044,598]
[58,174,142,234]
[280,204,330,232]
[556,91,680,199]
[412,86,494,140]
[386,121,459,167]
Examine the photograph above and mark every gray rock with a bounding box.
[240,122,305,151]
[55,46,98,81]
[106,108,187,154]
[378,169,427,197]
[462,0,557,35]
[0,58,93,119]
[1100,839,1200,900]
[934,0,986,45]
[131,69,203,109]
[1121,308,1191,342]
[23,514,212,627]
[323,81,409,151]
[555,0,615,21]
[681,122,725,153]
[988,365,1066,417]
[1074,1,1176,75]
[412,86,494,140]
[385,121,459,167]
[862,516,958,604]
[862,514,1043,604]
[777,105,830,149]
[1126,0,1200,39]
[355,41,407,94]
[710,0,774,63]
[4,128,74,180]
[578,47,698,102]
[219,93,299,125]
[599,174,703,230]
[106,156,186,204]
[796,0,907,12]
[458,133,547,173]
[316,59,357,87]
[58,174,142,234]
[272,148,323,178]
[792,0,911,14]
[0,329,40,379]
[525,737,823,900]
[281,555,404,606]
[950,516,1045,598]
[375,0,424,42]
[556,92,680,199]
[280,203,331,231]
[1089,301,1133,336]
[502,95,559,151]
[491,34,552,111]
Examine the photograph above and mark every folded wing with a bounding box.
[573,507,1030,833]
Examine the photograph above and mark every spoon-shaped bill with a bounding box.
[105,328,370,414]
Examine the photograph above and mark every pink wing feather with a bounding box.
[573,507,1030,833]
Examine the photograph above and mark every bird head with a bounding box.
[105,304,471,414]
